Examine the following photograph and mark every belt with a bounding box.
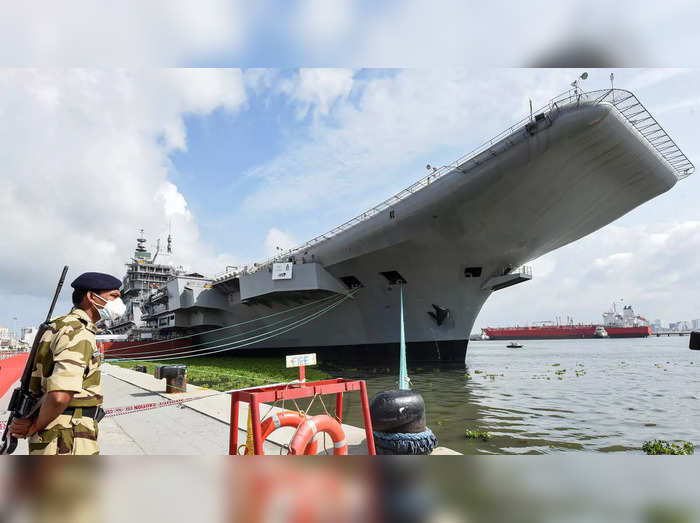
[62,406,106,422]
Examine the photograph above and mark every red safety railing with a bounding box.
[229,377,376,456]
[0,353,29,398]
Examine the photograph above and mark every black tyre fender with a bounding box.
[369,390,426,433]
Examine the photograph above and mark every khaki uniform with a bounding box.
[27,308,102,455]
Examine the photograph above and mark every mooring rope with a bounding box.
[106,289,358,362]
[103,296,339,358]
[398,283,410,391]
[104,292,342,353]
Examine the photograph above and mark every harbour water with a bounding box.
[337,336,699,454]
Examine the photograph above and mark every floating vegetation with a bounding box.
[642,440,694,455]
[643,504,695,523]
[552,363,561,367]
[465,429,492,441]
[474,369,483,374]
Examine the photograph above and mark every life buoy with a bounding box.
[289,414,348,455]
[247,411,318,455]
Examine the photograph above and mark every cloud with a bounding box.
[0,1,248,66]
[289,1,700,67]
[245,68,355,120]
[264,228,298,257]
[0,69,245,302]
[292,0,355,51]
[282,68,355,119]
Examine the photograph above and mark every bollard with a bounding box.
[133,365,147,373]
[690,331,700,350]
[369,390,437,455]
[154,364,187,393]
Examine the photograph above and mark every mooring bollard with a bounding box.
[690,331,700,350]
[368,283,438,454]
[369,390,437,455]
[154,364,187,393]
[133,365,147,373]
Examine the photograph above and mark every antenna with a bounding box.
[152,238,161,263]
[610,72,615,101]
[167,220,172,254]
[529,98,533,122]
[571,72,588,95]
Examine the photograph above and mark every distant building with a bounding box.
[692,319,700,331]
[21,327,37,346]
[0,326,8,339]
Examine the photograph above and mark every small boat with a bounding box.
[507,341,523,348]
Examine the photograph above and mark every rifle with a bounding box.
[1,266,69,455]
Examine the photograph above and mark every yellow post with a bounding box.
[245,407,255,455]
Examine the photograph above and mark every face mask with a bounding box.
[91,293,126,322]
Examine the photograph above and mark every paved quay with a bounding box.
[1,364,460,455]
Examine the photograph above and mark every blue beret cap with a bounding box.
[71,272,122,291]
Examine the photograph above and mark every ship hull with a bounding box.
[483,326,651,340]
[604,327,652,338]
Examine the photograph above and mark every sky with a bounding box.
[1,2,699,336]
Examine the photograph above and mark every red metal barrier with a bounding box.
[0,353,29,398]
[229,378,376,455]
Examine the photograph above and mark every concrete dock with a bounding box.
[1,364,459,455]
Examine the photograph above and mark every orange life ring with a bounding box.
[289,414,348,455]
[255,411,318,455]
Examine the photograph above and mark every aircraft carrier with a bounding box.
[102,88,693,363]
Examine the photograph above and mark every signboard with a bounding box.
[285,353,317,368]
[272,262,293,280]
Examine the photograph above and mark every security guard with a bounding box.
[9,272,124,455]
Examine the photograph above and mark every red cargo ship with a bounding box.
[483,303,652,340]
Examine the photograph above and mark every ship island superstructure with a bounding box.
[101,88,693,363]
[108,231,178,337]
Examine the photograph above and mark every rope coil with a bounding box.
[372,427,438,455]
